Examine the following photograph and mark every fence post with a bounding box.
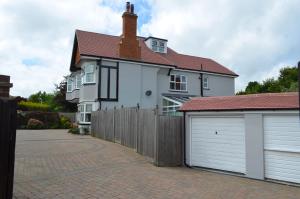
[154,107,159,166]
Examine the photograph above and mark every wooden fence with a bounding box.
[91,108,183,166]
[0,98,17,199]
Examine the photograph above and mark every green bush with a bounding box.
[59,116,72,129]
[17,111,60,129]
[68,127,80,134]
[27,118,45,129]
[18,101,50,112]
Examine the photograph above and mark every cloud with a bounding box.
[141,0,300,91]
[0,0,123,97]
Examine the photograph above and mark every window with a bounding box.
[151,39,165,53]
[151,40,158,51]
[75,74,81,89]
[162,97,182,116]
[67,77,73,92]
[170,74,187,91]
[79,103,93,123]
[159,41,164,53]
[100,64,118,101]
[203,77,209,89]
[83,64,95,84]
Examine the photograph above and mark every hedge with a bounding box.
[18,101,50,112]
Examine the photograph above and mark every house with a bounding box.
[66,2,238,128]
[180,92,300,184]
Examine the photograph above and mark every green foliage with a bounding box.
[59,116,72,129]
[237,66,298,95]
[68,127,80,134]
[18,101,50,112]
[28,91,54,104]
[27,118,45,129]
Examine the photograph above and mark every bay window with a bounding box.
[79,103,93,123]
[170,74,187,91]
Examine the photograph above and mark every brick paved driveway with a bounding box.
[14,130,300,199]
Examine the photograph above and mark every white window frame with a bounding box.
[162,97,182,116]
[158,41,165,53]
[203,77,209,89]
[169,74,187,91]
[78,103,93,124]
[67,76,73,92]
[83,64,95,84]
[75,74,82,89]
[151,40,158,52]
[151,39,165,53]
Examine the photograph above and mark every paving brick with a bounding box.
[14,130,300,199]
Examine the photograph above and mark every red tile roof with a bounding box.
[180,92,300,111]
[75,30,238,76]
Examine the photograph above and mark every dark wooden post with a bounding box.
[0,75,13,98]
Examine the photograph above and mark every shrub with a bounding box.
[59,116,72,129]
[68,127,80,134]
[17,111,60,129]
[18,101,50,112]
[27,118,45,129]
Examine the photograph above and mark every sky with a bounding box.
[0,0,299,97]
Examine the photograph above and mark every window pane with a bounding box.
[80,113,84,122]
[85,65,94,73]
[181,76,186,83]
[101,67,108,98]
[85,113,91,122]
[181,84,186,91]
[86,104,92,112]
[80,105,84,112]
[175,75,181,83]
[170,82,175,89]
[159,42,164,47]
[170,75,175,81]
[76,74,81,88]
[176,83,181,90]
[86,73,94,83]
[110,68,117,99]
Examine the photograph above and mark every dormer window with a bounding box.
[145,37,168,53]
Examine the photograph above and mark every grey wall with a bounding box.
[203,74,235,96]
[245,114,264,180]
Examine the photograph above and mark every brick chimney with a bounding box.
[118,2,141,60]
[0,75,13,98]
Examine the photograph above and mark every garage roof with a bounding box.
[180,92,299,111]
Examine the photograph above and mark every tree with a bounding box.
[244,81,261,94]
[28,91,54,104]
[237,66,298,95]
[52,77,77,112]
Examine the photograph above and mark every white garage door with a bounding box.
[190,117,246,173]
[264,115,300,184]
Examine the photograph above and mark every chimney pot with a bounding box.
[130,4,134,14]
[126,2,130,12]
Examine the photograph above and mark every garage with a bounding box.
[190,117,245,173]
[264,115,300,184]
[181,92,300,184]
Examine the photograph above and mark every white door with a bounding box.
[264,115,300,184]
[190,117,246,173]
